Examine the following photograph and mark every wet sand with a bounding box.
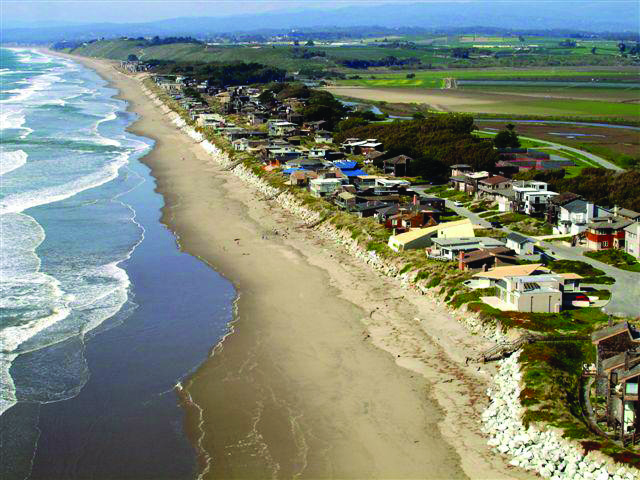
[50,51,534,480]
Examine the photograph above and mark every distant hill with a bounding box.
[3,2,638,44]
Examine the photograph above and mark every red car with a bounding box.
[574,294,589,301]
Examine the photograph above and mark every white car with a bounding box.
[453,201,463,207]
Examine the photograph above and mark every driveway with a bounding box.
[540,241,640,318]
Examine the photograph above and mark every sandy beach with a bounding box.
[49,51,535,480]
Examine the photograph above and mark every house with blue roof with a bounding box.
[333,161,367,183]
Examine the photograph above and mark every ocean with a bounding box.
[0,48,234,479]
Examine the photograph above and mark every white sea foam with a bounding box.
[0,213,71,415]
[0,168,146,415]
[44,98,67,107]
[92,110,121,147]
[0,107,33,138]
[0,71,62,105]
[13,49,54,65]
[0,151,130,215]
[0,107,25,130]
[0,69,29,76]
[0,48,151,419]
[0,149,28,176]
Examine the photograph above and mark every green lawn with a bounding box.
[482,212,552,236]
[584,249,640,272]
[545,259,616,284]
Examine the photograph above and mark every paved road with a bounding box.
[540,241,640,318]
[422,189,637,316]
[444,200,493,228]
[478,131,624,172]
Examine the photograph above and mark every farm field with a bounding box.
[459,85,640,102]
[337,67,640,89]
[324,85,640,121]
[68,34,638,72]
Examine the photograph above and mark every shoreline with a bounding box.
[4,47,236,480]
[46,50,534,479]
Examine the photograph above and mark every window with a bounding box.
[627,383,638,395]
[602,241,608,247]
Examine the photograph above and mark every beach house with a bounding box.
[458,247,517,271]
[512,180,558,216]
[491,274,564,313]
[383,155,412,177]
[586,217,633,251]
[505,232,536,255]
[591,323,640,441]
[387,218,475,252]
[309,178,343,198]
[430,237,506,260]
[471,264,583,313]
[625,223,640,260]
[552,198,611,236]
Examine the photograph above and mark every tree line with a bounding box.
[339,56,421,69]
[150,61,286,87]
[259,83,349,130]
[335,115,498,180]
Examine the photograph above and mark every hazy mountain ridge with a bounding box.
[2,2,638,43]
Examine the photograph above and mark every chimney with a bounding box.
[458,251,465,271]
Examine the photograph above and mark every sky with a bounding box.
[3,0,385,26]
[2,0,637,28]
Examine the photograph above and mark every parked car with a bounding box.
[453,201,463,207]
[574,294,589,302]
[490,221,502,228]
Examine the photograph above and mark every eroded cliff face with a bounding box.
[141,81,640,480]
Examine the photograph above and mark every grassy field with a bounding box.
[460,85,640,101]
[584,250,640,272]
[326,85,640,121]
[337,68,640,89]
[67,35,637,73]
[67,40,330,70]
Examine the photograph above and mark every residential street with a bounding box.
[445,200,492,227]
[423,191,638,318]
[540,241,640,318]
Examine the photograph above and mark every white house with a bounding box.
[268,120,297,137]
[553,199,611,235]
[430,237,506,260]
[314,130,333,143]
[506,232,536,255]
[196,113,225,128]
[625,223,640,260]
[493,274,564,313]
[309,178,342,198]
[513,181,558,215]
[375,178,411,189]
